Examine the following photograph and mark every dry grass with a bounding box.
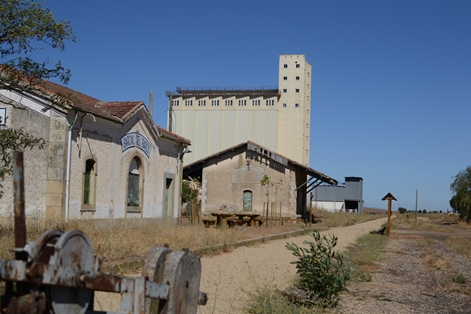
[0,218,308,264]
[0,210,381,271]
[445,237,471,258]
[345,233,389,282]
[391,214,455,232]
[311,209,380,228]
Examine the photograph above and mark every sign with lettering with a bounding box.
[121,132,152,158]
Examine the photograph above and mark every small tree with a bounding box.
[286,231,351,307]
[450,166,471,222]
[1,0,76,97]
[398,207,407,214]
[0,0,76,197]
[181,178,200,218]
[260,174,282,227]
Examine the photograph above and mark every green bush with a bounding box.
[286,231,351,308]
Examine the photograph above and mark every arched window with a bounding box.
[243,190,253,212]
[83,159,96,205]
[127,157,142,207]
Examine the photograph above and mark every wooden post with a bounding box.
[279,201,282,226]
[309,192,313,227]
[198,201,202,225]
[382,192,397,238]
[191,199,196,226]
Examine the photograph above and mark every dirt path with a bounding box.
[93,218,387,313]
[198,217,388,314]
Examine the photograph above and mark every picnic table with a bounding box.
[209,211,234,228]
[209,211,262,228]
[232,212,262,227]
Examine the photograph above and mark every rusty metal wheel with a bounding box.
[47,229,94,314]
[33,229,62,264]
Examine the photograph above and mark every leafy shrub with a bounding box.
[286,231,351,307]
[452,274,467,284]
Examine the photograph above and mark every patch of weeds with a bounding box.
[452,274,467,284]
[345,233,388,283]
[243,286,314,314]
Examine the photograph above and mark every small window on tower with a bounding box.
[284,64,288,68]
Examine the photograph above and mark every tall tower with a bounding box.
[166,54,311,165]
[277,54,311,165]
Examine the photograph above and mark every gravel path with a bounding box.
[198,217,388,314]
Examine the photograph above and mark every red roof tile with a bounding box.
[98,101,143,120]
[156,125,191,145]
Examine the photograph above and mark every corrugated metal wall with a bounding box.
[312,177,364,213]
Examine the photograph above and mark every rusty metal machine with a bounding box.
[0,152,207,313]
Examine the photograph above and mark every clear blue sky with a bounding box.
[40,0,471,211]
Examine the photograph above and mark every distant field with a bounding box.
[363,207,387,214]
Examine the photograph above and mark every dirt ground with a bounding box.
[94,216,471,313]
[94,218,388,313]
[337,218,471,314]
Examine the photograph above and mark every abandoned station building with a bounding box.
[167,54,312,166]
[0,79,189,221]
[183,141,338,216]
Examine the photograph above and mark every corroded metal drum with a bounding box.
[47,230,94,314]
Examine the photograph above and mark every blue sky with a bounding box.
[39,0,471,211]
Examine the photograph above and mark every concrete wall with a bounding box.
[312,201,344,212]
[0,93,51,218]
[175,103,278,163]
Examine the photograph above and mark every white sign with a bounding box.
[121,132,152,158]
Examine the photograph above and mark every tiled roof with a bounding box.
[156,125,191,145]
[98,101,143,120]
[30,79,144,122]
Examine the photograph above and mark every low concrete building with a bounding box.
[312,177,364,213]
[183,141,337,217]
[0,79,189,221]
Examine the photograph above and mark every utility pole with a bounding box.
[415,189,418,222]
[149,90,154,117]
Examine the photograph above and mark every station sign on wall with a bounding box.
[121,132,152,158]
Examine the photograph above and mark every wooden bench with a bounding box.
[253,217,264,227]
[227,217,250,227]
